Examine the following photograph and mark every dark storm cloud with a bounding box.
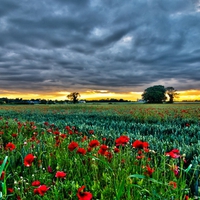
[0,0,200,95]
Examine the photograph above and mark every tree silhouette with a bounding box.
[165,87,178,103]
[142,85,167,103]
[67,92,80,104]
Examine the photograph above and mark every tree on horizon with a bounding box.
[165,87,179,103]
[142,85,167,103]
[67,92,80,104]
[142,85,179,103]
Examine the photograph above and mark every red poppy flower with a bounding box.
[132,140,149,149]
[24,154,35,167]
[88,130,94,134]
[0,171,5,180]
[7,188,14,193]
[89,140,100,148]
[98,145,108,155]
[53,131,60,135]
[169,181,177,189]
[60,134,67,139]
[32,180,41,186]
[81,136,87,142]
[34,188,40,195]
[68,141,79,151]
[165,149,180,159]
[87,147,92,152]
[100,144,108,151]
[77,148,87,155]
[115,135,129,147]
[104,151,112,161]
[185,195,189,200]
[36,185,49,196]
[170,165,179,177]
[44,122,49,126]
[55,171,66,178]
[65,126,70,130]
[144,165,154,176]
[12,133,18,137]
[136,155,145,160]
[185,123,190,127]
[114,147,120,153]
[77,185,92,200]
[5,142,16,151]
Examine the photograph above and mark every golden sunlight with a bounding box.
[0,90,200,101]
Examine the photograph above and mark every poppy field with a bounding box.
[0,103,200,199]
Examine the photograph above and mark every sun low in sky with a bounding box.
[0,0,200,101]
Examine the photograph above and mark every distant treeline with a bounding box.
[0,97,131,105]
[0,97,199,105]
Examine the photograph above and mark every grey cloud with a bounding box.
[0,0,200,96]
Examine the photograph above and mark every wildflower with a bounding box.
[88,130,94,134]
[5,142,16,151]
[132,140,149,149]
[44,122,49,126]
[34,188,40,195]
[68,141,79,151]
[81,136,87,142]
[115,135,129,147]
[104,151,112,162]
[32,180,41,186]
[170,165,179,177]
[185,195,189,200]
[53,130,60,135]
[24,154,35,167]
[47,166,53,173]
[87,147,93,152]
[65,126,70,130]
[89,140,100,148]
[136,155,145,160]
[77,147,87,155]
[114,147,120,153]
[7,188,14,193]
[12,133,18,137]
[0,171,5,180]
[165,149,180,159]
[77,185,92,200]
[55,139,61,147]
[60,134,67,139]
[98,144,108,155]
[144,165,154,176]
[34,185,49,196]
[169,181,177,189]
[55,171,66,178]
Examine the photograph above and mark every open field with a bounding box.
[0,103,199,199]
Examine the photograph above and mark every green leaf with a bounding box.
[0,156,8,176]
[148,178,163,185]
[128,174,145,179]
[184,164,192,173]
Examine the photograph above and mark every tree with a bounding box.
[142,85,167,103]
[67,92,80,104]
[165,87,178,103]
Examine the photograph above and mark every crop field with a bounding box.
[0,103,200,199]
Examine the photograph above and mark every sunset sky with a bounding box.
[0,0,200,101]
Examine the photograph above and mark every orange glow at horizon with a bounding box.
[0,89,200,101]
